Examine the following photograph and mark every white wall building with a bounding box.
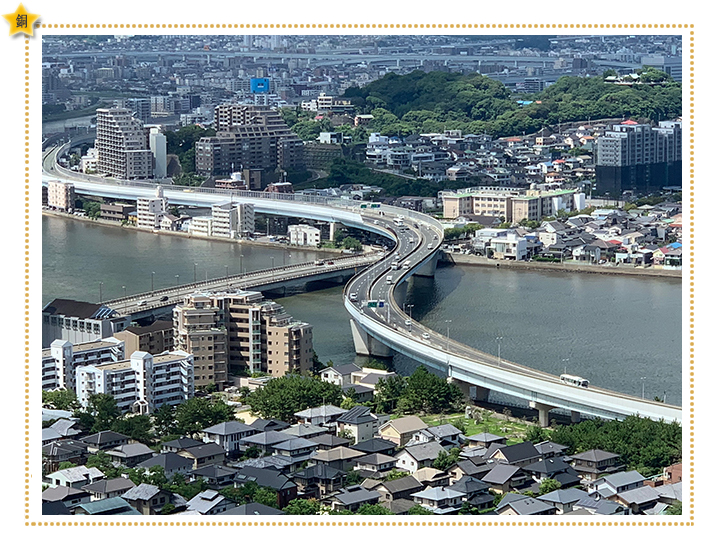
[137,186,168,230]
[76,350,194,414]
[288,224,321,247]
[149,127,167,179]
[42,337,125,392]
[189,216,213,237]
[47,180,75,211]
[96,108,153,180]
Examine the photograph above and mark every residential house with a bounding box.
[320,363,362,386]
[311,446,365,471]
[662,462,682,484]
[249,419,291,432]
[161,437,203,454]
[291,464,346,499]
[42,439,89,474]
[105,443,155,467]
[44,465,105,489]
[466,432,507,449]
[447,459,500,483]
[177,443,227,469]
[487,441,541,467]
[336,406,385,443]
[411,486,466,514]
[136,452,194,480]
[308,433,351,451]
[239,431,293,455]
[481,464,529,494]
[374,475,424,502]
[186,489,235,515]
[234,455,291,473]
[534,440,569,458]
[42,419,82,445]
[232,467,298,508]
[201,421,257,457]
[352,438,398,456]
[41,486,92,511]
[572,497,630,515]
[353,453,398,477]
[447,476,495,510]
[569,449,624,481]
[588,470,646,500]
[396,441,446,472]
[221,503,285,515]
[411,467,450,489]
[327,485,381,512]
[271,437,318,471]
[80,430,130,453]
[188,465,239,489]
[615,485,668,515]
[421,424,463,446]
[496,496,557,516]
[122,483,176,515]
[378,416,428,447]
[283,423,329,439]
[81,477,136,501]
[294,405,347,428]
[537,488,590,514]
[522,457,581,488]
[73,497,141,516]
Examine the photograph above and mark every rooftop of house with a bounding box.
[332,486,381,506]
[42,485,90,502]
[292,463,345,480]
[320,363,362,376]
[272,437,318,452]
[312,446,365,463]
[81,477,136,495]
[337,405,377,425]
[221,502,285,516]
[380,415,428,435]
[354,453,398,466]
[80,430,130,446]
[121,483,162,501]
[179,443,226,458]
[377,475,423,494]
[74,496,141,515]
[106,442,155,458]
[136,452,193,472]
[42,298,117,319]
[537,487,590,505]
[240,430,292,446]
[186,489,231,514]
[593,470,646,489]
[202,420,256,436]
[283,423,329,437]
[496,496,554,515]
[162,437,203,451]
[426,423,463,438]
[482,463,524,485]
[294,405,347,420]
[399,440,445,462]
[46,465,105,483]
[352,438,398,454]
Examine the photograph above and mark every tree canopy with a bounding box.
[244,374,343,423]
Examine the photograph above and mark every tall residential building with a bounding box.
[188,202,255,239]
[195,105,304,178]
[42,337,125,392]
[137,186,168,230]
[42,299,130,347]
[47,180,76,211]
[112,320,174,358]
[173,291,313,385]
[149,127,167,179]
[76,350,194,414]
[596,120,682,194]
[114,98,152,124]
[95,108,153,180]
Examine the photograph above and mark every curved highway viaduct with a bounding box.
[42,144,682,426]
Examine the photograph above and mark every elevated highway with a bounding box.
[42,145,681,425]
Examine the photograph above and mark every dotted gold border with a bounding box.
[27,23,693,527]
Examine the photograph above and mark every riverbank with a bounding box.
[448,253,682,279]
[41,210,340,256]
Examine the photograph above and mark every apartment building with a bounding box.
[42,299,130,347]
[211,201,255,239]
[112,320,174,357]
[76,350,194,414]
[173,291,313,383]
[136,186,168,230]
[287,224,321,247]
[47,180,76,211]
[596,120,682,194]
[196,105,303,178]
[95,108,153,180]
[42,337,125,391]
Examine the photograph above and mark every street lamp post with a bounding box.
[496,336,503,367]
[151,272,155,294]
[224,265,229,278]
[641,377,647,400]
[194,263,198,283]
[445,319,452,351]
[175,274,179,286]
[270,256,275,270]
[562,358,569,375]
[99,282,103,303]
[122,285,126,298]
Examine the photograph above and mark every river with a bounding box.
[42,215,682,406]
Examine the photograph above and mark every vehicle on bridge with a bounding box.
[560,374,589,388]
[386,275,393,285]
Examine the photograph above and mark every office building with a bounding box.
[76,350,194,414]
[42,299,130,347]
[47,180,75,211]
[173,291,313,386]
[596,120,682,194]
[288,224,321,247]
[95,108,153,180]
[42,337,125,392]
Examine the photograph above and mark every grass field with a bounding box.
[420,410,531,444]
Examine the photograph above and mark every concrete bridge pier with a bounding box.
[393,283,408,308]
[570,410,581,423]
[350,319,393,358]
[447,378,490,403]
[530,401,556,428]
[414,255,438,278]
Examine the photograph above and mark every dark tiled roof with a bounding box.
[250,419,290,432]
[180,443,226,458]
[379,475,423,495]
[292,464,345,480]
[352,438,397,454]
[80,430,129,446]
[162,437,203,451]
[337,406,376,425]
[233,467,296,491]
[494,441,539,464]
[136,453,193,472]
[122,320,173,335]
[221,502,284,515]
[43,298,116,319]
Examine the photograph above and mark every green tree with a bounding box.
[58,461,76,470]
[76,393,121,433]
[372,375,408,414]
[283,498,320,515]
[165,473,207,501]
[173,397,234,436]
[357,504,394,515]
[524,425,551,444]
[538,478,562,495]
[344,470,362,486]
[432,448,461,471]
[240,445,262,460]
[332,228,345,246]
[383,469,411,482]
[341,237,363,251]
[85,451,121,479]
[364,359,389,371]
[459,501,479,515]
[244,374,343,423]
[665,501,682,515]
[152,404,176,437]
[42,389,79,411]
[408,504,434,515]
[112,415,153,444]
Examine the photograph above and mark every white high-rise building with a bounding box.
[42,338,125,392]
[47,180,75,211]
[288,224,321,247]
[95,108,153,180]
[76,350,194,414]
[210,201,255,239]
[149,127,167,179]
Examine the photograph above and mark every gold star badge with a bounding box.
[3,3,40,37]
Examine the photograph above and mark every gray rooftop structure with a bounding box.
[202,420,257,436]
